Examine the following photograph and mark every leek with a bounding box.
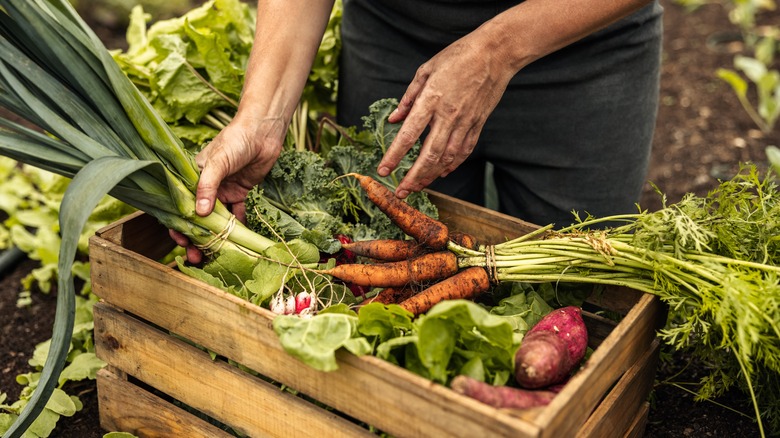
[0,1,275,435]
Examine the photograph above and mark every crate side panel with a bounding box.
[94,303,371,438]
[587,286,647,316]
[97,368,232,438]
[92,285,538,438]
[576,340,660,437]
[93,211,175,260]
[90,205,661,438]
[535,294,664,437]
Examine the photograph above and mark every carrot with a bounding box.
[320,251,458,288]
[449,231,478,250]
[399,266,490,315]
[515,306,588,389]
[451,375,557,410]
[341,239,430,262]
[347,173,449,249]
[364,286,419,305]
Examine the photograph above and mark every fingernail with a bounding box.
[397,189,409,199]
[196,198,211,215]
[378,166,390,176]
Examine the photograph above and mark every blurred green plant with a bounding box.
[674,0,776,46]
[70,0,200,27]
[728,0,777,46]
[717,31,780,133]
[768,145,780,172]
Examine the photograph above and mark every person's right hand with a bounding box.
[169,114,288,263]
[195,115,288,220]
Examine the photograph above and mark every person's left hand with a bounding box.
[377,29,518,198]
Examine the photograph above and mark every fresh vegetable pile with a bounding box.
[270,167,780,435]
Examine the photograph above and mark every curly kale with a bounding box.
[245,98,439,246]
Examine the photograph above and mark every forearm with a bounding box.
[235,0,335,126]
[482,0,652,72]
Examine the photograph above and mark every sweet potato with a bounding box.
[451,375,557,410]
[514,306,588,389]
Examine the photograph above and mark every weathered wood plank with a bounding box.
[624,403,651,438]
[94,303,372,438]
[97,368,232,438]
[426,190,538,243]
[577,340,660,437]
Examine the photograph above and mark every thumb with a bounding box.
[195,164,225,217]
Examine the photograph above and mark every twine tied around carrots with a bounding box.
[485,245,499,284]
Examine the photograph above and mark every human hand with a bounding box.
[169,115,288,263]
[194,115,287,218]
[377,31,517,198]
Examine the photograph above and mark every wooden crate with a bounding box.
[90,191,666,438]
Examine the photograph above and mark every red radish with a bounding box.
[514,306,588,389]
[294,292,313,314]
[451,375,557,410]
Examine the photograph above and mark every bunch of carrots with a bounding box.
[319,173,494,315]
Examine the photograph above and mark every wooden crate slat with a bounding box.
[577,340,660,437]
[97,368,233,438]
[426,190,538,243]
[94,303,372,438]
[624,403,651,438]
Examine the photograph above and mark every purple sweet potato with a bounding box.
[514,306,588,389]
[451,375,557,410]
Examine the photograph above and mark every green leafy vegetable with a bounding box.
[275,289,550,386]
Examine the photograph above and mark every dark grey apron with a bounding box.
[337,0,663,227]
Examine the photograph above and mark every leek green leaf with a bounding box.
[5,156,159,437]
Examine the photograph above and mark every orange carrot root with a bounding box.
[322,251,458,288]
[451,375,557,410]
[341,239,430,262]
[448,231,479,250]
[364,286,419,305]
[347,173,449,249]
[399,266,490,315]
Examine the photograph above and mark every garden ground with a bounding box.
[1,0,779,436]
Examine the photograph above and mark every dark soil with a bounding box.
[1,1,779,437]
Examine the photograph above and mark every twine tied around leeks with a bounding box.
[195,214,237,257]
